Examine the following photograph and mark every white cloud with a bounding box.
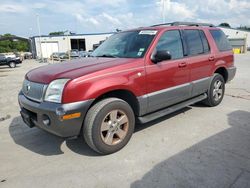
[88,18,99,25]
[74,13,84,22]
[0,4,26,13]
[229,0,250,13]
[33,3,46,9]
[157,0,196,21]
[155,0,250,27]
[1,0,250,36]
[73,13,99,26]
[85,0,127,7]
[102,12,122,25]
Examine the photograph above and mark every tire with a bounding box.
[83,98,135,154]
[8,62,16,68]
[203,73,225,107]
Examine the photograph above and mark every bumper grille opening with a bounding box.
[22,107,37,122]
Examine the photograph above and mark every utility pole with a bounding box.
[162,0,166,23]
[64,30,71,60]
[36,14,44,63]
[162,0,167,23]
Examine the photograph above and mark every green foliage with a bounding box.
[0,33,29,53]
[219,23,231,28]
[3,33,13,37]
[237,26,250,31]
[49,31,65,36]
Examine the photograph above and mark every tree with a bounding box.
[0,33,29,53]
[219,23,231,28]
[49,31,65,36]
[237,26,250,31]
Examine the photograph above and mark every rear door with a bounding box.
[145,30,191,113]
[182,29,213,97]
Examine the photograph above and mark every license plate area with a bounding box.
[20,108,37,128]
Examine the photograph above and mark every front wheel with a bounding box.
[83,98,135,154]
[203,73,225,107]
[8,62,16,68]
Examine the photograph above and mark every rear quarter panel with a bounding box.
[205,28,234,73]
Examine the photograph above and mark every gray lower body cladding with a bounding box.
[227,66,236,82]
[138,77,211,115]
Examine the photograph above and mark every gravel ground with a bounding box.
[0,55,250,188]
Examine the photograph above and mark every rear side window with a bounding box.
[184,30,204,55]
[156,30,184,59]
[199,31,210,53]
[210,30,232,51]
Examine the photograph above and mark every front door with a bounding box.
[145,30,191,113]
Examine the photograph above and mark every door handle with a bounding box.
[208,56,215,61]
[178,62,187,68]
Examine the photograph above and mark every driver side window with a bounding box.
[156,30,184,60]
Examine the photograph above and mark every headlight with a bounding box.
[44,79,69,103]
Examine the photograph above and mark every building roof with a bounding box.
[219,26,250,33]
[31,32,115,38]
[0,35,30,41]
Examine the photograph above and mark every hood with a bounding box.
[26,58,133,84]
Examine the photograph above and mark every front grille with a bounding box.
[22,79,46,102]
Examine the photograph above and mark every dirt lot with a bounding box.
[0,55,250,188]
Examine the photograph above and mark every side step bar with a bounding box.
[137,93,207,124]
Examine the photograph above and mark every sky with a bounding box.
[0,0,250,37]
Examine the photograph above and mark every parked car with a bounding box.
[24,52,32,59]
[19,22,236,154]
[79,51,91,58]
[50,52,65,60]
[58,52,67,60]
[0,54,22,68]
[69,51,79,58]
[59,51,79,60]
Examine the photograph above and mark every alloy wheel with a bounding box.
[213,80,223,101]
[100,109,129,146]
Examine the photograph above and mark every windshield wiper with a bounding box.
[95,54,118,58]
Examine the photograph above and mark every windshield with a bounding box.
[91,30,157,58]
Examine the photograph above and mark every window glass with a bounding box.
[210,30,232,51]
[156,30,183,59]
[184,30,203,55]
[92,30,156,58]
[199,30,210,53]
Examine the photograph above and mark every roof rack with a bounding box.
[151,21,215,27]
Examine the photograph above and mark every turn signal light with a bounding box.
[62,112,81,120]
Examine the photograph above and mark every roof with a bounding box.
[31,32,114,38]
[219,26,250,33]
[124,21,218,33]
[151,22,215,27]
[0,36,30,41]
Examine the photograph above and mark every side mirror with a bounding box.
[151,50,171,63]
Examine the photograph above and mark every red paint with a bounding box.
[26,26,234,104]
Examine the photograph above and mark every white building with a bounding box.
[220,27,250,52]
[31,32,113,58]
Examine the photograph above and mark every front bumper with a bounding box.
[227,66,236,82]
[18,92,93,137]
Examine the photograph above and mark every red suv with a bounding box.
[19,22,236,154]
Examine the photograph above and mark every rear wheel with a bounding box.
[8,62,16,68]
[203,73,225,106]
[83,98,135,154]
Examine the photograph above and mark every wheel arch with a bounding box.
[90,89,141,116]
[8,61,16,66]
[214,66,228,82]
